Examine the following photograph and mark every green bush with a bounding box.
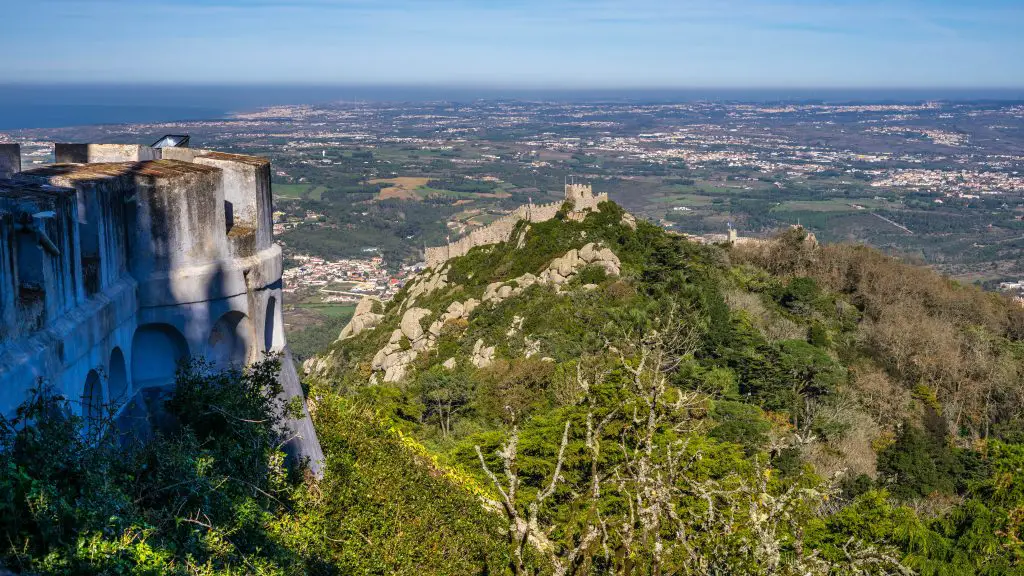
[877,421,954,499]
[0,358,309,575]
[709,400,771,455]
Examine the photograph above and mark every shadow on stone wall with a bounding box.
[16,159,324,475]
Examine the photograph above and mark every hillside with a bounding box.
[306,200,1024,575]
[4,200,1022,575]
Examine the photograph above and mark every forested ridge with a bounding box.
[3,201,1023,574]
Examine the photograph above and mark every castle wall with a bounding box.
[19,169,135,296]
[0,206,17,344]
[55,143,158,164]
[128,162,227,281]
[0,180,137,417]
[0,143,323,475]
[0,182,85,331]
[158,147,204,163]
[194,152,275,252]
[424,186,608,268]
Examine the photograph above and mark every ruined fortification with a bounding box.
[425,183,608,268]
[0,142,323,473]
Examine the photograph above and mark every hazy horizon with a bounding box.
[5,0,1023,87]
[2,83,1021,130]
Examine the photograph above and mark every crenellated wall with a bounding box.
[0,142,323,475]
[424,184,608,268]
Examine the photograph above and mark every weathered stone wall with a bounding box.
[0,206,15,344]
[0,143,324,475]
[55,143,159,164]
[194,152,274,252]
[424,187,609,268]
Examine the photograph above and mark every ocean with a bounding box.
[1,84,1022,131]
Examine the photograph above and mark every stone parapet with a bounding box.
[424,185,609,268]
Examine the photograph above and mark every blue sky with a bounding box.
[2,0,1022,87]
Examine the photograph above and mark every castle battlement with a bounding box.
[0,141,322,473]
[424,182,609,268]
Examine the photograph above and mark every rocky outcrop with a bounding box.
[484,242,622,306]
[524,336,541,358]
[472,339,496,368]
[401,307,432,342]
[507,315,525,337]
[338,296,383,340]
[369,296,479,383]
[403,266,449,309]
[357,244,621,384]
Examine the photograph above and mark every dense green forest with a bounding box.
[310,202,1024,574]
[4,201,1023,574]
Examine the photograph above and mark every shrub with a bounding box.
[0,358,309,575]
[709,400,771,454]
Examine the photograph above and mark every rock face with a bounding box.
[368,308,430,383]
[338,296,383,340]
[401,307,432,342]
[366,296,479,383]
[472,339,496,368]
[524,337,541,358]
[404,266,449,309]
[507,315,525,337]
[357,243,621,384]
[484,242,622,306]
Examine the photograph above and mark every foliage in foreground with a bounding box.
[0,359,509,575]
[0,359,307,575]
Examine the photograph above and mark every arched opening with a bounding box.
[208,311,252,368]
[108,347,129,403]
[264,296,284,352]
[82,369,104,424]
[131,324,189,390]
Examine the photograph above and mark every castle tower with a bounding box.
[565,182,593,203]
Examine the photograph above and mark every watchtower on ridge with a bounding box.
[565,182,595,203]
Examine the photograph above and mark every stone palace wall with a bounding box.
[0,142,323,473]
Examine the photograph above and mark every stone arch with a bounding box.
[264,296,284,352]
[82,369,104,424]
[131,323,189,389]
[208,311,253,368]
[108,347,129,403]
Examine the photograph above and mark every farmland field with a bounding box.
[274,183,328,199]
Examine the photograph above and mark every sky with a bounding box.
[2,0,1022,88]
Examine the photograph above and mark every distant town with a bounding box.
[282,254,419,303]
[4,97,1023,348]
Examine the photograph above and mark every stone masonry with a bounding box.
[424,183,609,268]
[0,142,324,475]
